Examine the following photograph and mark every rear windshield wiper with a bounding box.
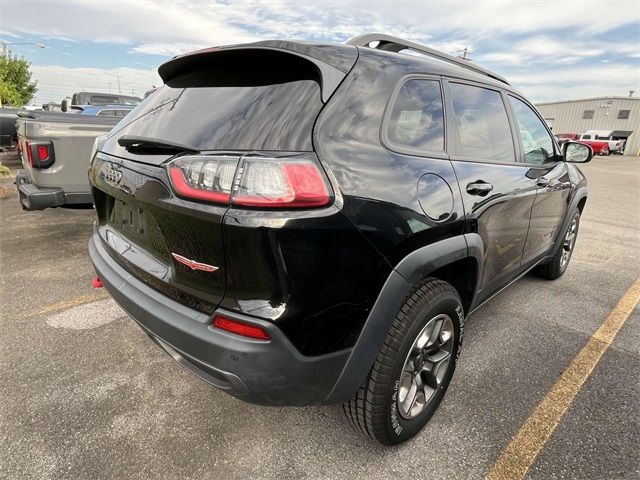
[117,135,200,155]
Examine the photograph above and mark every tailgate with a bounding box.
[90,153,229,314]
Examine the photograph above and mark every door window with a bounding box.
[385,78,445,153]
[509,96,555,164]
[449,83,515,162]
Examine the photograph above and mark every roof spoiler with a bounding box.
[347,33,509,86]
[157,42,358,103]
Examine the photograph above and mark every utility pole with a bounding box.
[457,47,472,61]
[107,82,112,93]
[116,75,121,95]
[131,89,135,96]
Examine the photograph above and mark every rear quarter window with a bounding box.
[384,78,445,155]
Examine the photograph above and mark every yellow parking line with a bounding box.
[486,277,640,480]
[34,292,110,316]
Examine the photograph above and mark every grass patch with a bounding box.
[0,162,10,177]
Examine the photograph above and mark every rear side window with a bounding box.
[508,96,555,164]
[385,79,444,153]
[90,95,119,105]
[449,83,515,162]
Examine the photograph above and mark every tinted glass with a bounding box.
[450,83,515,162]
[509,96,555,164]
[108,52,323,152]
[386,79,444,152]
[618,109,630,119]
[89,95,120,105]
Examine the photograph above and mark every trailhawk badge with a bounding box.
[171,253,219,272]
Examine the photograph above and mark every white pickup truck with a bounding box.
[578,130,626,154]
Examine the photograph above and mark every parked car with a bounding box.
[579,130,626,154]
[0,108,19,149]
[78,104,136,117]
[15,110,122,210]
[88,34,592,445]
[70,91,141,107]
[556,133,609,155]
[555,132,578,146]
[577,138,611,155]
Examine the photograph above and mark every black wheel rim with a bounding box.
[397,314,454,420]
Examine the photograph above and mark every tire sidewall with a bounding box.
[558,210,580,274]
[384,292,464,443]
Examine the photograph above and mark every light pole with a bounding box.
[2,42,46,59]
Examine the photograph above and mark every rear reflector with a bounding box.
[212,316,270,340]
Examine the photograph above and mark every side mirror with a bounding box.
[564,142,593,163]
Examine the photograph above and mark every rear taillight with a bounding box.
[38,145,49,161]
[168,155,236,203]
[25,141,55,169]
[167,154,331,208]
[212,315,270,340]
[234,158,329,207]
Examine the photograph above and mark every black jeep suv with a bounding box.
[88,34,592,445]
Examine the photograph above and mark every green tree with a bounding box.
[0,55,38,107]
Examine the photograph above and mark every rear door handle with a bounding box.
[536,177,550,187]
[466,181,493,195]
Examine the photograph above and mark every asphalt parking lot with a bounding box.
[1,152,638,479]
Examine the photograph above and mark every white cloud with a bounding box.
[4,0,639,47]
[2,0,638,103]
[30,65,161,105]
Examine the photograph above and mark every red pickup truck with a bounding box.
[555,133,610,155]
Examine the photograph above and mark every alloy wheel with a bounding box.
[397,314,454,420]
[561,216,578,268]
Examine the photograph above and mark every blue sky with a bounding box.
[1,0,639,106]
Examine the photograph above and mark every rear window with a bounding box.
[89,95,120,105]
[110,50,323,152]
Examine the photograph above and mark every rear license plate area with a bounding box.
[112,198,149,236]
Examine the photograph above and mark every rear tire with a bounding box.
[534,209,580,280]
[343,278,463,445]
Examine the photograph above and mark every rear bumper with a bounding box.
[88,232,351,406]
[16,170,93,210]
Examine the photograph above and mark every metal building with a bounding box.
[535,96,640,156]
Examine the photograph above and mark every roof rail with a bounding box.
[347,33,510,86]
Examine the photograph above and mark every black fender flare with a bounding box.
[551,187,587,254]
[324,235,481,403]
